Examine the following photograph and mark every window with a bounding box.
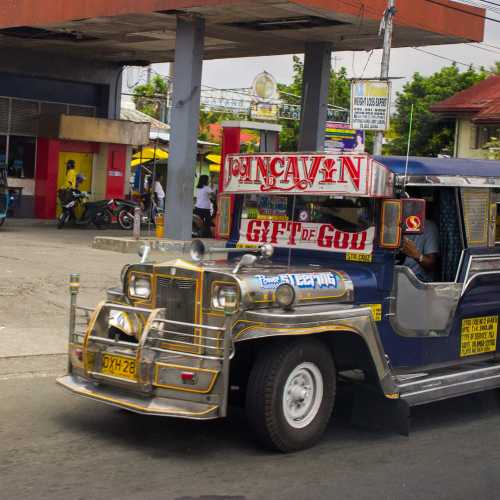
[476,125,500,149]
[239,194,376,254]
[7,136,36,179]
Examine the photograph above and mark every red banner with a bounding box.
[238,219,374,254]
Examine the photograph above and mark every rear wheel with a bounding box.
[117,209,134,230]
[246,338,336,452]
[93,209,112,230]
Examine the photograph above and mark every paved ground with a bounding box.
[2,220,500,500]
[0,220,181,359]
[1,372,499,500]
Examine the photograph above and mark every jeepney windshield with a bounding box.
[239,194,376,254]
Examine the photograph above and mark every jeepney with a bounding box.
[58,152,500,452]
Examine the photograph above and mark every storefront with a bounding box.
[31,114,149,219]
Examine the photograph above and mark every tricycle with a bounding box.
[58,152,500,451]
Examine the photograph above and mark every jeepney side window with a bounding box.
[493,189,500,245]
[461,188,495,248]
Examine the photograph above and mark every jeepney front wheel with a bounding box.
[246,338,335,452]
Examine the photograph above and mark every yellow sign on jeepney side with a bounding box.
[363,304,382,321]
[460,315,498,357]
[346,252,373,263]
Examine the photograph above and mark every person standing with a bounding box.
[154,178,165,210]
[194,174,214,237]
[65,160,77,189]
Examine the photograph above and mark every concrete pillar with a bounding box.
[298,42,332,151]
[165,15,205,240]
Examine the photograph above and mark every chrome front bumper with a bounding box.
[57,374,220,420]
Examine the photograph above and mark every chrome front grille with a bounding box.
[155,273,199,351]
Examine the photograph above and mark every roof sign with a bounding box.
[223,153,394,197]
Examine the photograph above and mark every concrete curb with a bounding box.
[93,236,191,254]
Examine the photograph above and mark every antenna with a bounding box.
[402,103,414,194]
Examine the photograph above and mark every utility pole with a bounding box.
[373,0,395,156]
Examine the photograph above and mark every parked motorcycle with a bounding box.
[57,189,113,229]
[112,198,140,230]
[114,194,163,230]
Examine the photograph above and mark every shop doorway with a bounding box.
[56,152,93,215]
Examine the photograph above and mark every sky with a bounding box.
[130,12,500,104]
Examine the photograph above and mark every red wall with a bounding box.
[34,138,60,219]
[106,144,127,199]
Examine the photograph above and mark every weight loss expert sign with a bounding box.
[350,80,391,131]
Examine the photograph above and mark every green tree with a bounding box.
[388,64,489,157]
[133,74,169,119]
[278,55,351,151]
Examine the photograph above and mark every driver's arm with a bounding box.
[401,239,437,272]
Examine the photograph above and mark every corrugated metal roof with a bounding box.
[430,75,500,114]
[374,155,500,178]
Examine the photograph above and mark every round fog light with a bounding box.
[275,283,296,310]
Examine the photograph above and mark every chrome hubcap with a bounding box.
[282,362,323,429]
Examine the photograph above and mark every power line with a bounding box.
[422,0,500,23]
[412,47,478,67]
[458,0,500,14]
[466,42,500,54]
[464,0,500,8]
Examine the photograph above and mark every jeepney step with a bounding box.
[57,374,219,420]
[396,361,500,406]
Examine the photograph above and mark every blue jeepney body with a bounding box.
[227,155,500,372]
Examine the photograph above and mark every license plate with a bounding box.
[101,354,137,380]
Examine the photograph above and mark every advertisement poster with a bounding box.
[350,80,391,131]
[325,121,365,152]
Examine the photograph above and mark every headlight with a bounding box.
[212,284,238,310]
[275,283,296,310]
[128,274,152,299]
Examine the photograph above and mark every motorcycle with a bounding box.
[114,194,163,230]
[57,189,113,230]
[112,198,140,230]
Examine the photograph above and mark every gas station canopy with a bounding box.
[0,0,485,64]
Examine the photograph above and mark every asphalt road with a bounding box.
[2,371,500,500]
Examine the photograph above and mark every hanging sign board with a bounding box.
[325,121,365,152]
[350,80,391,131]
[238,218,375,254]
[223,153,394,197]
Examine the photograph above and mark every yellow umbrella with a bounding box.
[209,163,221,173]
[131,157,152,168]
[132,147,169,161]
[206,153,221,165]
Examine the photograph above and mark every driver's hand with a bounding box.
[401,238,420,260]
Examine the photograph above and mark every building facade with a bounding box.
[431,75,500,160]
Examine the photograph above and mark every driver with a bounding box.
[401,216,439,282]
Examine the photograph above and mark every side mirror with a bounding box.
[402,198,426,235]
[379,200,402,249]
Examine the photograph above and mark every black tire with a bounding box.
[246,338,335,452]
[117,209,134,230]
[57,212,69,229]
[93,209,112,230]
